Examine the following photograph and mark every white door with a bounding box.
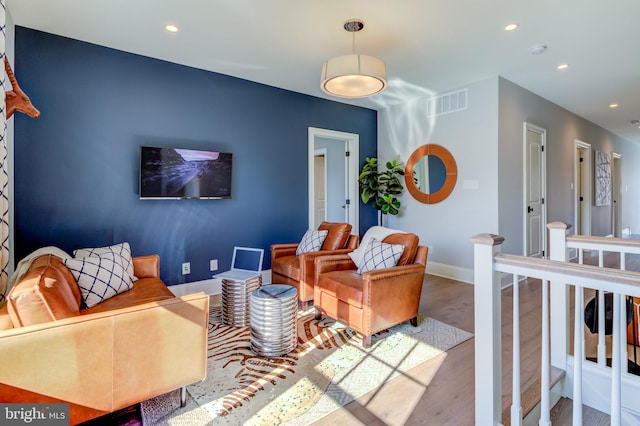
[524,123,546,258]
[574,141,592,236]
[576,147,583,233]
[313,153,326,229]
[308,128,359,232]
[613,153,622,237]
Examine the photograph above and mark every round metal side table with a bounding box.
[249,284,298,357]
[221,275,262,327]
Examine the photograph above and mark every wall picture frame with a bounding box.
[595,150,611,206]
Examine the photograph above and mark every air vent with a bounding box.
[427,89,468,117]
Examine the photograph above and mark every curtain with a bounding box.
[0,0,8,306]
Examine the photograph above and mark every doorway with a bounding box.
[574,140,592,236]
[524,122,547,258]
[612,153,622,237]
[313,149,327,229]
[308,128,359,233]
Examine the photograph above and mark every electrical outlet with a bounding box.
[210,259,218,271]
[428,245,434,255]
[182,262,191,275]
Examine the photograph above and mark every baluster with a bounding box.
[597,250,606,366]
[611,292,622,425]
[540,279,551,426]
[511,274,522,425]
[573,284,584,426]
[598,290,606,366]
[620,252,629,384]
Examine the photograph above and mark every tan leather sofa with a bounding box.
[314,233,428,348]
[0,254,209,425]
[271,221,359,309]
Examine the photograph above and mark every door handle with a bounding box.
[527,206,533,213]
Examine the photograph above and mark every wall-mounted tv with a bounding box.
[140,146,232,199]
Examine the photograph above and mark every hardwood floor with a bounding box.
[312,274,477,425]
[314,274,476,426]
[88,266,623,425]
[314,272,611,426]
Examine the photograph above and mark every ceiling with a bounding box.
[7,0,640,144]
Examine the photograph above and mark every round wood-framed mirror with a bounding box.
[404,144,457,204]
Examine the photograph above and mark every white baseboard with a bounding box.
[168,270,272,297]
[426,261,473,284]
[171,264,476,297]
[425,261,526,288]
[168,279,221,297]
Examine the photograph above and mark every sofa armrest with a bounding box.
[315,254,356,275]
[362,264,426,332]
[346,234,360,249]
[362,263,426,282]
[133,254,160,279]
[271,243,298,261]
[300,249,355,273]
[0,292,209,416]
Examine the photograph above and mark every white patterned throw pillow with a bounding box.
[357,238,404,274]
[74,242,137,282]
[348,226,407,268]
[296,230,329,255]
[64,253,133,308]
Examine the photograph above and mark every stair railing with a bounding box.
[548,222,640,424]
[472,229,640,426]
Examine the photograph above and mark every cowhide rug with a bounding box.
[141,305,473,425]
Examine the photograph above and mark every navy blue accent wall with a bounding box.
[14,27,378,284]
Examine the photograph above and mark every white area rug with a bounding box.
[141,306,473,425]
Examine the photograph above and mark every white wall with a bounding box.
[376,75,640,284]
[613,139,640,234]
[378,77,500,282]
[498,78,631,254]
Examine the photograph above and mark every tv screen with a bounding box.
[140,146,232,199]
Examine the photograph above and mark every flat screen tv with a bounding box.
[140,146,232,199]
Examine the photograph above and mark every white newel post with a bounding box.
[547,222,571,371]
[472,233,505,426]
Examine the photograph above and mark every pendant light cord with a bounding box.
[352,28,356,54]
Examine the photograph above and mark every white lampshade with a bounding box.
[320,53,387,98]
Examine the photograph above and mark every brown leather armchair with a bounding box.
[314,233,428,348]
[271,222,359,310]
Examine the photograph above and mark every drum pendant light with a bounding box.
[321,19,387,98]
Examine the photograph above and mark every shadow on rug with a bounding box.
[141,306,473,425]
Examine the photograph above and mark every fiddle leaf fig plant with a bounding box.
[358,157,405,223]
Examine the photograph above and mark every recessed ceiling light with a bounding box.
[529,45,547,55]
[504,23,519,31]
[165,24,179,33]
[609,103,619,108]
[557,63,569,70]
